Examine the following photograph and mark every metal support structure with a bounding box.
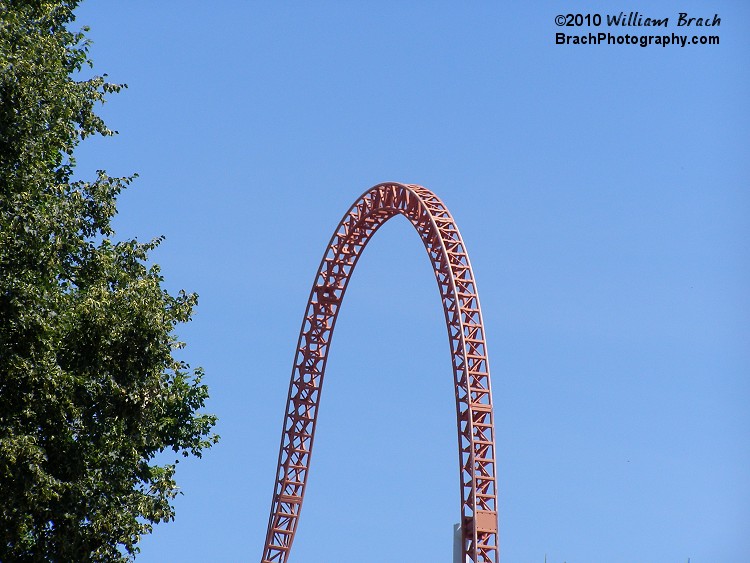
[261,183,498,562]
[454,523,465,563]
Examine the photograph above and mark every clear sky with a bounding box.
[73,1,748,562]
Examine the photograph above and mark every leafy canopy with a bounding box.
[0,1,218,560]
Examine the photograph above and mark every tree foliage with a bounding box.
[0,1,218,560]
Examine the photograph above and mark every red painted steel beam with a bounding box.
[261,183,498,562]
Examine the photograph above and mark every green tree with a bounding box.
[0,1,218,560]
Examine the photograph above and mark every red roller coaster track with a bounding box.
[261,183,498,562]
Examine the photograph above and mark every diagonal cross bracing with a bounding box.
[261,183,499,562]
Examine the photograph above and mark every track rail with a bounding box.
[261,183,498,562]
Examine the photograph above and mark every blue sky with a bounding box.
[73,1,748,561]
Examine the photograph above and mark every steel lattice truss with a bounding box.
[261,183,498,562]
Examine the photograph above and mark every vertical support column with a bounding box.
[454,523,464,563]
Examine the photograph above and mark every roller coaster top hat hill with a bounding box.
[261,183,498,563]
